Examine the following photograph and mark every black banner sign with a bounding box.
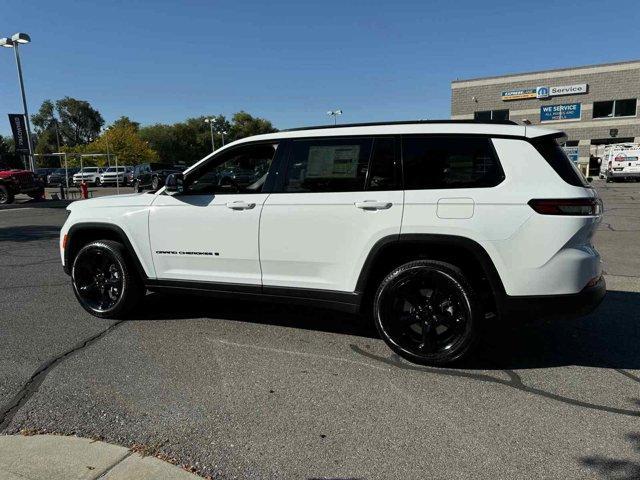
[8,113,30,152]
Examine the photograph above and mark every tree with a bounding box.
[0,136,22,169]
[66,116,158,166]
[138,112,276,165]
[228,111,276,141]
[32,97,104,149]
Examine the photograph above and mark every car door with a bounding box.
[149,142,280,284]
[259,136,403,293]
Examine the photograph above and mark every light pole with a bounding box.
[219,130,228,146]
[204,118,216,152]
[1,33,35,171]
[102,126,111,167]
[327,109,342,125]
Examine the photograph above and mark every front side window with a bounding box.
[402,136,504,189]
[183,143,277,195]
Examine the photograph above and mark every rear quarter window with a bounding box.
[402,136,505,189]
[531,136,589,187]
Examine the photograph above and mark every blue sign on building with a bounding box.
[540,103,581,122]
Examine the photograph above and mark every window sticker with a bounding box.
[306,145,361,178]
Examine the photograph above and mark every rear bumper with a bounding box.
[500,276,606,321]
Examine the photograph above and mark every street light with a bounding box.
[327,109,342,125]
[219,130,228,146]
[204,118,216,152]
[0,32,35,171]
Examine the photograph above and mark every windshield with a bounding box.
[103,167,127,172]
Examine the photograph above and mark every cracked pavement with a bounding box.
[1,180,639,479]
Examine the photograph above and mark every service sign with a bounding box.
[540,103,582,122]
[501,88,537,101]
[549,84,587,96]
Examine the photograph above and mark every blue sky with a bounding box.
[1,0,639,136]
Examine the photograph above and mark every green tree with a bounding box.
[32,97,104,149]
[0,135,20,169]
[228,111,276,141]
[66,116,158,166]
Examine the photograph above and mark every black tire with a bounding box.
[134,180,142,193]
[28,188,45,201]
[151,176,160,190]
[0,184,14,205]
[95,178,101,187]
[373,260,480,366]
[71,240,143,318]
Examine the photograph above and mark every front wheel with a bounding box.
[151,176,160,190]
[71,240,143,318]
[95,178,102,187]
[373,260,480,366]
[0,185,14,204]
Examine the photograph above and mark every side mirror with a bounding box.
[165,173,184,193]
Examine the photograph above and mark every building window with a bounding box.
[593,99,637,119]
[474,109,509,121]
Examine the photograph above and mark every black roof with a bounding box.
[282,119,518,132]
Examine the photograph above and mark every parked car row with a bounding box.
[30,163,187,192]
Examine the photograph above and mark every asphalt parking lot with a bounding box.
[1,180,639,479]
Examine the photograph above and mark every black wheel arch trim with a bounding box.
[63,222,149,280]
[355,233,507,311]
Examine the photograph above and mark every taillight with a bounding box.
[62,234,68,250]
[528,198,603,216]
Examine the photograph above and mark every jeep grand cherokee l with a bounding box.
[59,120,605,365]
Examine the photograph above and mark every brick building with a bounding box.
[451,60,640,174]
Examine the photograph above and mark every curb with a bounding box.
[0,434,201,479]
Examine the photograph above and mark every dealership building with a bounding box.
[451,60,640,174]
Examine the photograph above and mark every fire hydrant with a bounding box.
[80,181,89,199]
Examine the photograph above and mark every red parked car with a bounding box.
[0,169,45,204]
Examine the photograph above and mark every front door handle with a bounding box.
[355,200,393,210]
[226,201,256,210]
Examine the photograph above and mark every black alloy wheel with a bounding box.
[151,176,160,190]
[373,260,479,366]
[71,240,142,318]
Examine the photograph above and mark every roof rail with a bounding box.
[282,119,518,132]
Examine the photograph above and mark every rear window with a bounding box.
[531,136,589,187]
[402,136,505,189]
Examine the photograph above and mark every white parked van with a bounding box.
[601,143,640,182]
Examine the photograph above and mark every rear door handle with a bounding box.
[226,201,256,210]
[355,200,392,210]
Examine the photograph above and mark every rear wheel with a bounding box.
[71,240,143,318]
[95,178,102,187]
[151,176,160,190]
[373,260,480,366]
[0,185,14,205]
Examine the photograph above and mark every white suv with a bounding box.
[73,167,103,186]
[60,121,605,365]
[98,166,131,186]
